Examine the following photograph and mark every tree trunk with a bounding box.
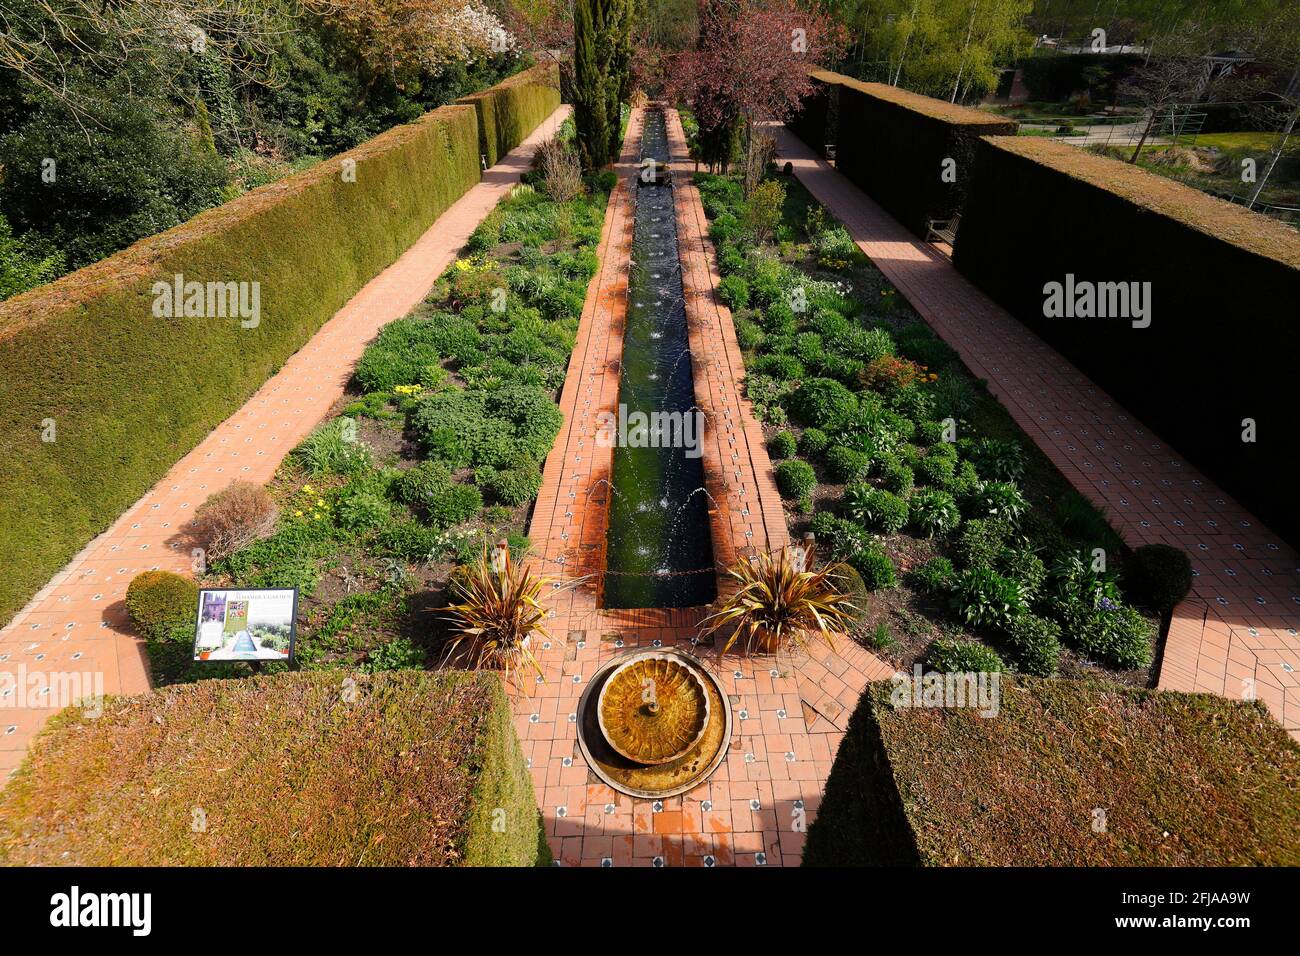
[1248,106,1298,208]
[951,3,978,104]
[1129,109,1157,163]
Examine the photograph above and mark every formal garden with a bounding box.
[2,0,1298,876]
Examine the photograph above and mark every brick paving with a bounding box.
[0,106,571,779]
[516,108,892,868]
[769,121,1300,741]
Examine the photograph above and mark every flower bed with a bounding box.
[696,169,1169,683]
[141,141,610,683]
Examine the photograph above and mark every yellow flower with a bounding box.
[294,510,303,517]
[303,484,314,494]
[454,258,471,272]
[316,498,326,507]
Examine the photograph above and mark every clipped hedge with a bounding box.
[787,68,839,155]
[458,62,561,168]
[0,69,560,626]
[954,136,1300,545]
[805,677,1300,866]
[831,73,1016,237]
[0,670,549,866]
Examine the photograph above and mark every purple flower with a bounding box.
[1099,597,1117,611]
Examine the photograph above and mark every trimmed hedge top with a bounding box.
[806,676,1300,866]
[0,670,546,866]
[806,68,1017,131]
[0,103,474,338]
[981,135,1300,269]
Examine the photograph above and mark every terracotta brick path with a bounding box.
[0,107,571,779]
[515,108,892,868]
[769,122,1300,741]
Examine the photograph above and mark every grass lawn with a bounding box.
[804,677,1300,866]
[0,670,548,866]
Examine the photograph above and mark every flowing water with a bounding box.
[602,111,716,609]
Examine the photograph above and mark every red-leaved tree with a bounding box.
[667,0,845,185]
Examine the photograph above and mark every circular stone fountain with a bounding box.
[577,648,731,798]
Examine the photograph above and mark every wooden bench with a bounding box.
[925,212,961,245]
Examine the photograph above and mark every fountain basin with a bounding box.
[597,653,709,765]
[576,648,731,799]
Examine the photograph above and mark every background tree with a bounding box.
[572,0,632,169]
[671,0,846,191]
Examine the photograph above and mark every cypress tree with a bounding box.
[574,0,634,170]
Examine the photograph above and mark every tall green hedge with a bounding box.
[832,75,1016,237]
[458,62,561,168]
[0,670,548,866]
[787,69,839,156]
[954,136,1300,545]
[0,68,561,626]
[463,676,552,866]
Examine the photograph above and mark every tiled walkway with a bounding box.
[769,122,1300,740]
[515,108,892,868]
[0,106,571,778]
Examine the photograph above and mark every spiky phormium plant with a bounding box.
[701,544,856,656]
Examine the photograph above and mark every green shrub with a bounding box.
[879,460,915,496]
[1070,601,1154,670]
[910,488,960,537]
[718,275,750,310]
[964,437,1025,482]
[910,556,956,595]
[1003,613,1062,677]
[750,354,805,381]
[475,459,544,506]
[293,420,373,476]
[942,459,981,499]
[354,313,476,391]
[1126,543,1193,614]
[927,637,1005,674]
[790,377,859,430]
[428,484,483,528]
[832,326,894,363]
[799,427,830,457]
[735,318,766,350]
[810,513,871,564]
[775,459,817,500]
[336,489,392,531]
[844,485,908,534]
[850,544,897,591]
[374,519,441,561]
[953,565,1027,630]
[954,517,1007,568]
[396,460,454,510]
[719,245,746,275]
[125,571,198,642]
[916,451,956,486]
[826,447,872,483]
[363,637,427,673]
[999,547,1048,601]
[768,431,798,460]
[971,481,1028,524]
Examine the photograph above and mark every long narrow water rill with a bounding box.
[603,111,716,609]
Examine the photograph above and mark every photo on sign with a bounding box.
[192,588,296,662]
